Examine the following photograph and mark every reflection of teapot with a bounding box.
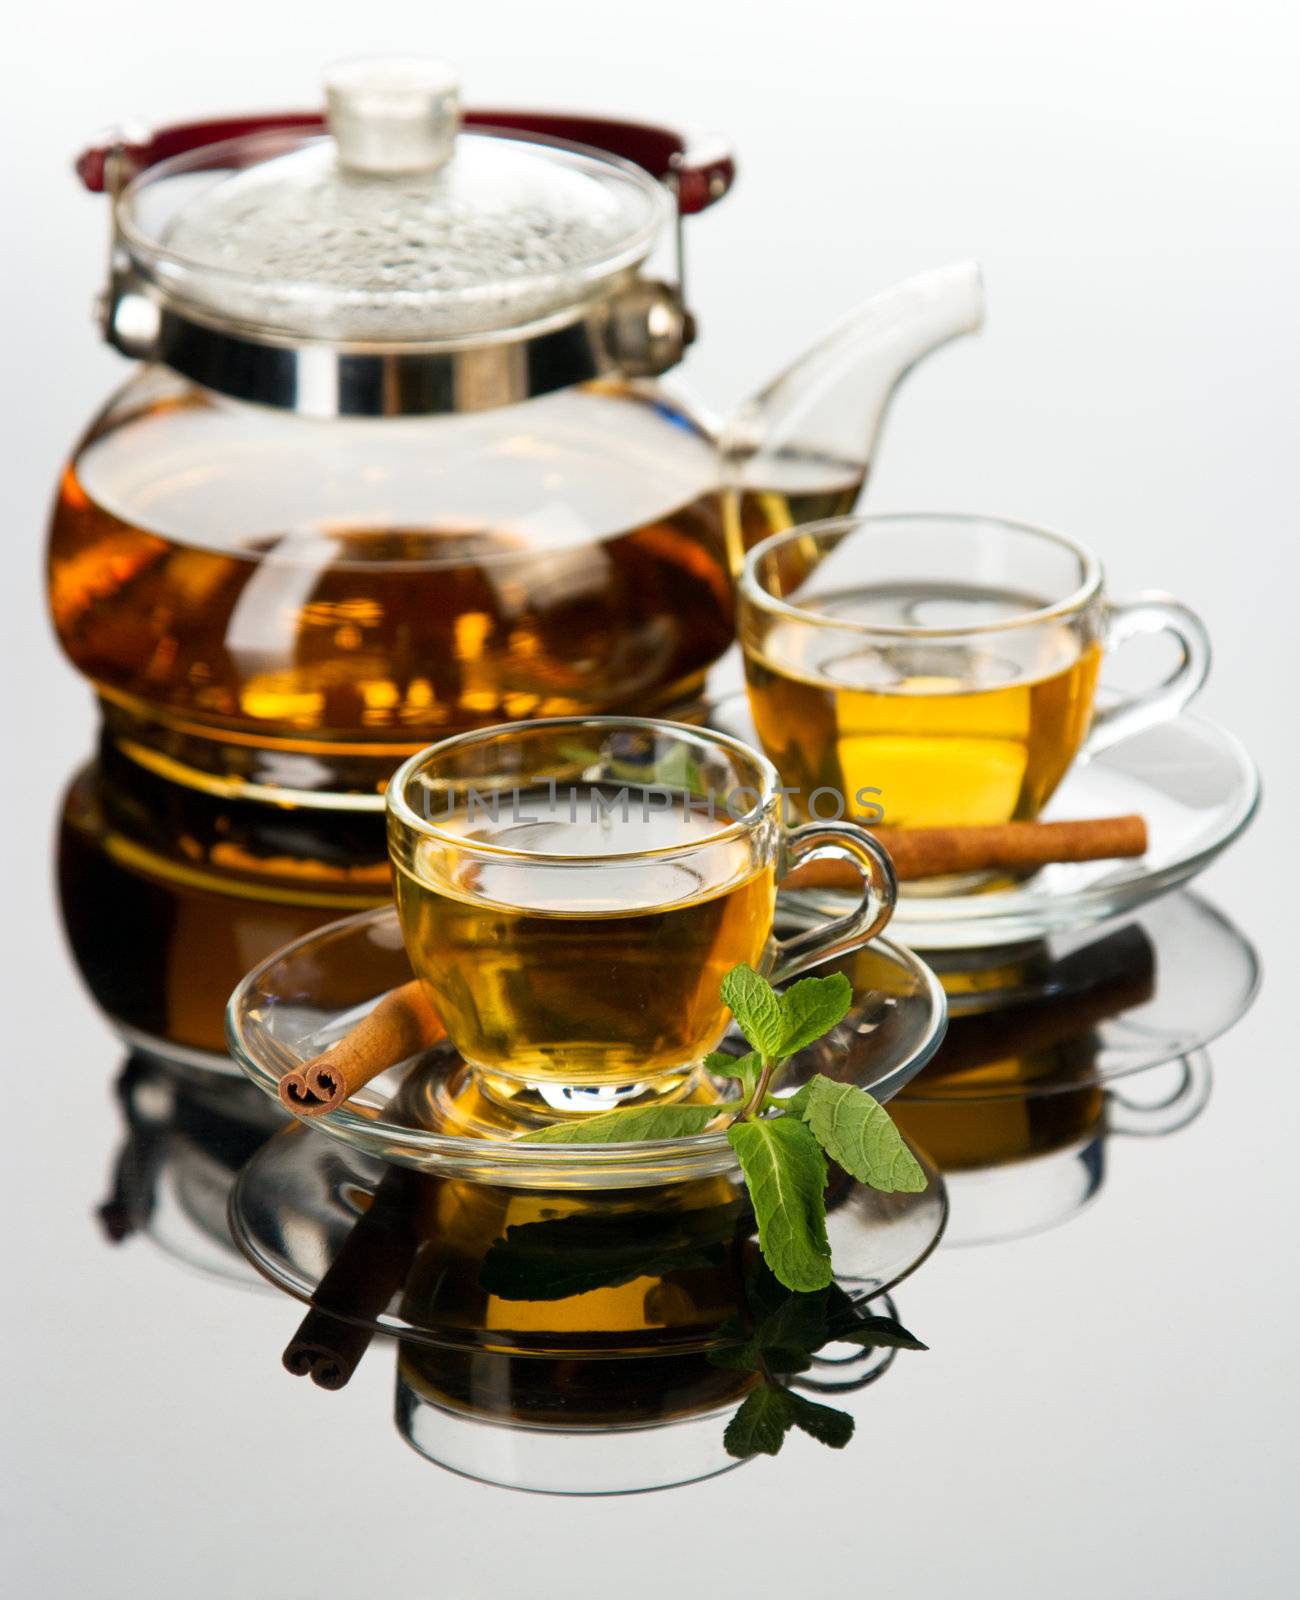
[57,752,388,1067]
[51,57,983,807]
[98,1055,284,1284]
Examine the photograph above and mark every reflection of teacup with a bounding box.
[890,920,1209,1242]
[894,1055,1212,1246]
[387,717,893,1107]
[393,1177,757,1493]
[391,1175,895,1493]
[398,1174,751,1356]
[891,1072,1106,1171]
[395,1344,754,1493]
[221,1082,942,1488]
[738,514,1209,830]
[243,1137,915,1488]
[913,921,1158,1092]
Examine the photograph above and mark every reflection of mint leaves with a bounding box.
[557,741,708,799]
[785,1392,857,1448]
[713,1263,928,1379]
[715,1262,927,1459]
[477,1200,744,1300]
[724,1386,800,1456]
[647,742,708,797]
[829,1313,929,1352]
[723,1382,856,1456]
[476,1195,930,1465]
[515,964,924,1296]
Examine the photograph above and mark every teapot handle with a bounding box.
[74,110,735,214]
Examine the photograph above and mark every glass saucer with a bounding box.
[226,907,948,1188]
[227,1125,947,1353]
[895,891,1258,1101]
[706,696,1260,949]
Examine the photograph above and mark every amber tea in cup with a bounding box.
[387,718,895,1108]
[738,514,1209,829]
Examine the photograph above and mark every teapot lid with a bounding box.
[115,57,671,346]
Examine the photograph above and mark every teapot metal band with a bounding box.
[101,276,688,416]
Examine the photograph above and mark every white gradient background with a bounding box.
[2,4,1297,1597]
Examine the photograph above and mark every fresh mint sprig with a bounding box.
[521,963,927,1294]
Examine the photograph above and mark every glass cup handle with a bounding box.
[770,823,898,982]
[1106,1050,1213,1137]
[1085,591,1212,757]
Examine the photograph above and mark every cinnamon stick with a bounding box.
[277,979,444,1115]
[784,814,1148,891]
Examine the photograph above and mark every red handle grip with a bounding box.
[75,109,735,215]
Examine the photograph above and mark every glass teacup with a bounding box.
[737,513,1210,830]
[386,716,896,1113]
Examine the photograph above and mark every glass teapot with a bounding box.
[50,58,984,808]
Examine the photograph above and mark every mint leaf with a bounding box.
[787,1391,855,1449]
[721,965,786,1060]
[519,1104,717,1144]
[778,972,854,1056]
[779,1081,813,1117]
[722,1384,796,1457]
[794,1077,927,1192]
[727,1117,832,1291]
[704,1049,761,1098]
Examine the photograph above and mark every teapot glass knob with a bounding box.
[324,57,461,175]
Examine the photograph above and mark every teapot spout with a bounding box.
[723,262,984,561]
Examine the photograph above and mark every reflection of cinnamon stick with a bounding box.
[785,814,1148,889]
[282,1309,375,1391]
[277,980,443,1115]
[929,924,1157,1080]
[281,1164,426,1390]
